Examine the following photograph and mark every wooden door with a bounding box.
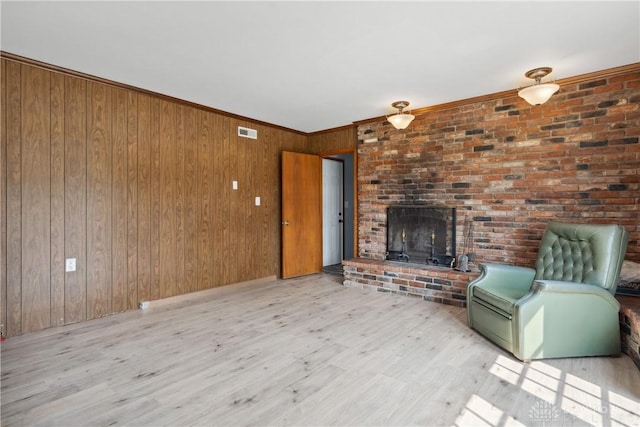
[281,151,322,278]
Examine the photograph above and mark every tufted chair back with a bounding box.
[535,221,629,295]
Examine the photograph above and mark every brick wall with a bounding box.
[357,69,640,266]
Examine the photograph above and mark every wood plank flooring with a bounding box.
[2,274,639,426]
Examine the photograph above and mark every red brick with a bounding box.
[357,71,640,265]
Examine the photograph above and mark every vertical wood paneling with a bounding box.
[112,88,128,313]
[137,95,151,303]
[183,107,198,293]
[254,125,266,277]
[1,56,317,337]
[6,61,22,336]
[237,123,250,282]
[307,127,357,154]
[50,73,65,327]
[64,76,87,324]
[159,100,176,299]
[271,130,289,276]
[220,116,231,286]
[175,105,186,296]
[228,123,240,285]
[212,115,226,286]
[265,127,276,277]
[126,92,138,310]
[256,125,267,277]
[150,99,161,300]
[207,113,216,288]
[1,59,8,335]
[197,111,213,289]
[86,82,112,319]
[266,127,280,276]
[21,66,51,333]
[218,117,231,285]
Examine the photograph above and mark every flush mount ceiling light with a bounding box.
[518,67,560,106]
[387,101,415,130]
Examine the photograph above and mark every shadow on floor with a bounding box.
[322,263,343,276]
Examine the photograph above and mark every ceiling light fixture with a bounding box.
[518,67,560,106]
[387,101,415,130]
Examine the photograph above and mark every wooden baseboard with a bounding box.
[143,275,278,309]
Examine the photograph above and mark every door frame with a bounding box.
[319,147,357,260]
[322,157,344,266]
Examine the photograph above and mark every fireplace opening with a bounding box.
[386,206,456,266]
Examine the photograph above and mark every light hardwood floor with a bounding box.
[2,273,639,426]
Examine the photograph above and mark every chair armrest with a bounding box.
[528,280,620,310]
[513,278,623,359]
[469,263,536,292]
[467,263,536,327]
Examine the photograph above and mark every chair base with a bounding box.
[470,300,513,353]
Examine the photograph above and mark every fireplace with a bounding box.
[386,206,456,266]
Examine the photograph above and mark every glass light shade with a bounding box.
[518,83,560,105]
[388,113,415,129]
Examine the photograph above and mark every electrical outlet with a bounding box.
[65,258,76,272]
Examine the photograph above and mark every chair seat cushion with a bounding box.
[473,285,529,315]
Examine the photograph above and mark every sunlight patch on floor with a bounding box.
[488,354,523,385]
[521,361,562,404]
[608,390,640,426]
[453,394,525,427]
[560,372,603,425]
[464,354,640,426]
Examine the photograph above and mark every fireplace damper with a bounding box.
[386,206,456,266]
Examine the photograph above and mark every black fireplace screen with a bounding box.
[386,206,456,266]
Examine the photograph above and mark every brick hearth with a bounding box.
[342,258,479,307]
[619,296,640,370]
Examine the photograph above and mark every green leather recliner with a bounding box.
[467,221,629,361]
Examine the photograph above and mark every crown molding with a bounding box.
[353,62,640,127]
[4,51,638,135]
[1,51,308,136]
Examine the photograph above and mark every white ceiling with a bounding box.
[2,1,639,133]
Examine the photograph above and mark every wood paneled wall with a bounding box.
[2,57,344,337]
[308,126,358,154]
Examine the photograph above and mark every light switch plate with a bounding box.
[232,180,238,190]
[255,197,261,206]
[65,258,76,272]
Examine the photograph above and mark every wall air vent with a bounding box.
[238,126,258,139]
